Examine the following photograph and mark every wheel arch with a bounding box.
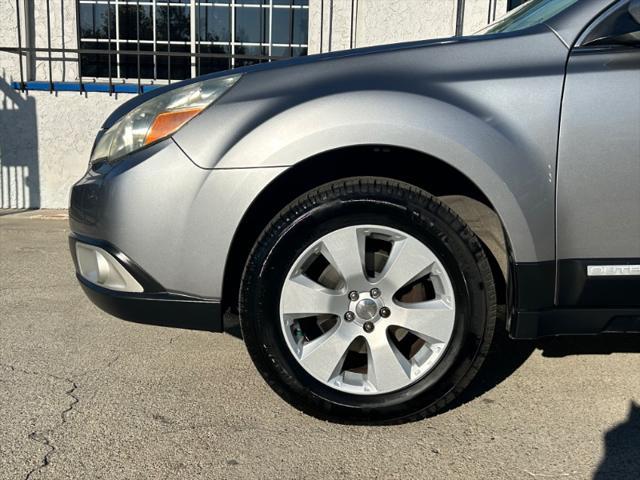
[221,145,510,313]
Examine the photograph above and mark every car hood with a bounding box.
[102,34,480,130]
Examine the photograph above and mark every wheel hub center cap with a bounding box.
[355,298,378,320]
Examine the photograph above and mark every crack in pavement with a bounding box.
[26,380,79,480]
[0,363,80,480]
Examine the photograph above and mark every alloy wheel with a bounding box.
[279,225,456,395]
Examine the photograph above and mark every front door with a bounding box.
[556,1,640,307]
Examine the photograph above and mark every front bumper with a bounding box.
[69,136,285,330]
[70,234,222,331]
[69,137,285,300]
[69,139,221,330]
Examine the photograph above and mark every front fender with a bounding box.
[177,90,551,263]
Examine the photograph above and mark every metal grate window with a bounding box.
[78,0,309,82]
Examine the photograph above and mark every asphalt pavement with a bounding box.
[1,211,638,479]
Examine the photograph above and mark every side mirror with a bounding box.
[630,0,640,24]
[583,0,640,47]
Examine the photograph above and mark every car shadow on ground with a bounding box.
[226,307,639,407]
[112,304,640,474]
[443,313,640,413]
[536,333,640,357]
[181,307,640,441]
[449,307,536,410]
[190,309,640,408]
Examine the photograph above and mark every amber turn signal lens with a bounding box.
[144,107,203,145]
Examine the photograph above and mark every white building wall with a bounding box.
[308,0,507,53]
[0,87,133,208]
[1,1,132,208]
[1,0,507,209]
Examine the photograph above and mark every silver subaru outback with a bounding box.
[69,0,640,423]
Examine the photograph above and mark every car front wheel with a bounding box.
[239,177,496,423]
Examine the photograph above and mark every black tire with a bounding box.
[239,177,496,424]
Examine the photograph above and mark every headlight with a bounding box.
[91,74,241,164]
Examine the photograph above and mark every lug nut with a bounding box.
[348,290,359,301]
[370,288,381,299]
[344,311,355,322]
[363,321,375,333]
[379,307,391,318]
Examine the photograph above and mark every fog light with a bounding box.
[75,243,143,293]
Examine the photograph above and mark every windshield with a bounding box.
[479,0,580,34]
